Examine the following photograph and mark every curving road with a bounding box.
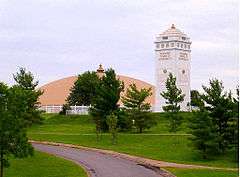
[33,143,165,177]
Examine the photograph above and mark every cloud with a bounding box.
[0,0,238,92]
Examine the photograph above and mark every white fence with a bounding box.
[66,105,89,115]
[39,105,90,115]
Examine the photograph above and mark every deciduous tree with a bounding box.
[67,71,100,106]
[90,68,124,132]
[0,83,33,177]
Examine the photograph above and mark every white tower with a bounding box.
[155,24,191,112]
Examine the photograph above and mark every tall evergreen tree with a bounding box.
[226,86,239,161]
[122,84,156,133]
[201,79,233,152]
[0,83,33,177]
[13,67,43,126]
[67,71,100,106]
[161,73,185,132]
[189,107,219,159]
[90,68,124,132]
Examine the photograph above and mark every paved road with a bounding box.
[33,143,163,177]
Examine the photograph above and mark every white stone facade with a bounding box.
[154,24,191,112]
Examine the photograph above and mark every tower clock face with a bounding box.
[159,52,170,60]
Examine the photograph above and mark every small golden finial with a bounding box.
[97,64,104,72]
[171,24,175,29]
[97,64,105,78]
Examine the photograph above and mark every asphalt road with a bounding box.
[33,143,164,177]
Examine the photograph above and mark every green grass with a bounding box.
[5,151,87,177]
[165,168,239,177]
[28,113,238,169]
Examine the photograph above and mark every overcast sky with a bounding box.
[0,0,239,92]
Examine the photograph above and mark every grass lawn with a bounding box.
[5,151,87,177]
[28,113,238,169]
[165,168,239,177]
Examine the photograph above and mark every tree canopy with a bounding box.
[160,73,185,132]
[0,83,33,177]
[90,68,124,132]
[122,83,155,133]
[13,67,43,126]
[67,71,100,106]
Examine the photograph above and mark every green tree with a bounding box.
[90,68,124,132]
[189,107,219,159]
[122,84,156,133]
[59,104,71,115]
[201,79,233,153]
[190,90,204,108]
[106,113,118,144]
[67,71,100,106]
[0,83,33,177]
[226,86,239,161]
[13,67,43,126]
[161,73,185,132]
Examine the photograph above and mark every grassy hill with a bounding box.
[5,151,87,177]
[27,113,238,177]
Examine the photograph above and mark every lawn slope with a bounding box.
[28,113,238,169]
[5,151,87,177]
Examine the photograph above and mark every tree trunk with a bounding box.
[139,127,143,133]
[0,149,3,177]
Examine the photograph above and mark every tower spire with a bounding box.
[96,64,105,78]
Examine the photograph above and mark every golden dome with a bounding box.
[39,75,155,106]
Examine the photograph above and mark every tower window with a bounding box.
[177,43,179,47]
[156,43,159,48]
[182,70,185,74]
[166,43,169,47]
[162,36,168,40]
[163,69,167,73]
[181,43,183,48]
[184,44,186,48]
[182,37,186,40]
[171,43,174,47]
[188,45,190,49]
[161,43,164,48]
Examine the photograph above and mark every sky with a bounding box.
[0,0,239,92]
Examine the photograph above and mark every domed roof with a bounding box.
[39,75,155,106]
[160,24,186,37]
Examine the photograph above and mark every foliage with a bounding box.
[13,67,43,126]
[189,80,239,160]
[189,109,219,159]
[201,79,235,153]
[0,83,33,177]
[161,73,185,132]
[226,86,239,161]
[59,104,71,115]
[28,113,238,168]
[190,90,204,108]
[106,113,118,144]
[90,68,124,132]
[122,83,156,133]
[67,71,100,106]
